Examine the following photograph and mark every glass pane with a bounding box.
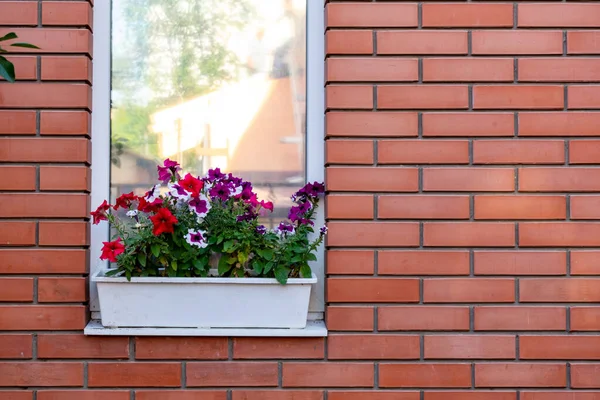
[111,0,307,228]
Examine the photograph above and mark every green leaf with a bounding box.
[300,264,312,278]
[255,248,273,261]
[125,270,132,281]
[193,258,206,271]
[0,33,18,42]
[171,260,178,271]
[223,240,235,252]
[137,252,146,267]
[0,56,15,83]
[105,269,120,277]
[264,261,275,274]
[237,252,248,264]
[226,256,237,265]
[274,266,291,285]
[151,244,160,258]
[10,43,39,49]
[306,252,318,262]
[218,255,233,275]
[252,260,264,275]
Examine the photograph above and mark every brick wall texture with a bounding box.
[1,0,600,398]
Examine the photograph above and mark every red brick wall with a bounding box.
[1,0,600,398]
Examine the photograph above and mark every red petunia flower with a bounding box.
[114,192,137,210]
[91,200,111,224]
[178,173,204,198]
[150,208,179,236]
[138,197,163,213]
[100,238,125,262]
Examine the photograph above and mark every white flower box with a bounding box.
[93,271,317,329]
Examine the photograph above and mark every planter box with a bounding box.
[93,271,317,329]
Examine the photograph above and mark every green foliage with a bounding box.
[0,33,39,83]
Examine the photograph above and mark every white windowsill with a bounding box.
[84,320,327,337]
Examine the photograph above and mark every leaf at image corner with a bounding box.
[0,57,15,83]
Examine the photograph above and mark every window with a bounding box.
[89,0,325,329]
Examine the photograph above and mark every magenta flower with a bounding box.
[276,222,295,236]
[157,158,181,183]
[185,229,208,249]
[256,225,267,235]
[206,168,225,182]
[209,182,231,201]
[189,194,211,218]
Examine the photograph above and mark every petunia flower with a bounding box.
[206,167,225,182]
[209,182,231,201]
[168,182,191,201]
[144,185,160,202]
[237,210,257,222]
[100,238,125,262]
[256,225,267,235]
[275,221,295,236]
[138,197,163,213]
[126,210,138,217]
[188,194,211,218]
[185,229,208,248]
[178,173,204,198]
[260,200,274,212]
[114,192,137,210]
[149,208,178,236]
[157,158,181,183]
[320,225,328,235]
[91,200,111,224]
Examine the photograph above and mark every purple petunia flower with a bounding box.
[320,225,328,235]
[185,229,208,248]
[188,194,211,218]
[276,222,295,236]
[168,182,190,200]
[157,159,182,183]
[209,182,231,201]
[237,210,258,222]
[206,168,226,182]
[256,225,267,235]
[144,184,160,202]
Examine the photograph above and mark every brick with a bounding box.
[378,195,469,220]
[424,278,515,303]
[423,168,515,192]
[327,167,419,192]
[326,195,374,220]
[0,306,86,330]
[519,168,600,192]
[474,196,567,220]
[326,112,418,137]
[39,222,89,246]
[475,306,566,331]
[520,112,600,136]
[378,250,470,275]
[0,138,89,163]
[0,363,83,386]
[0,278,34,302]
[40,111,90,135]
[0,391,33,400]
[473,140,565,165]
[379,364,471,388]
[328,278,420,303]
[42,56,91,81]
[326,3,418,28]
[521,336,600,360]
[377,31,468,55]
[569,86,600,109]
[327,250,375,275]
[187,362,278,387]
[330,393,419,400]
[283,363,374,387]
[137,392,226,400]
[520,59,600,82]
[0,83,90,108]
[0,194,88,218]
[88,363,181,387]
[568,31,600,54]
[0,166,36,191]
[327,58,418,82]
[326,140,374,165]
[42,1,92,28]
[0,28,91,54]
[328,335,420,360]
[233,338,324,359]
[135,338,227,360]
[38,392,131,400]
[0,249,87,274]
[425,335,516,359]
[571,364,600,388]
[327,222,420,247]
[571,196,600,219]
[425,393,516,400]
[0,335,32,359]
[570,141,600,165]
[232,391,321,400]
[327,306,374,332]
[473,85,564,110]
[0,222,36,246]
[521,393,600,400]
[0,2,38,25]
[38,335,129,359]
[475,363,566,387]
[378,85,469,110]
[572,251,600,275]
[1,57,37,81]
[37,277,86,303]
[378,140,469,164]
[473,31,563,55]
[424,222,515,247]
[326,86,373,109]
[423,113,514,137]
[378,306,470,331]
[423,58,513,82]
[0,111,36,134]
[474,251,567,275]
[571,307,600,331]
[519,4,600,27]
[520,278,600,302]
[326,30,373,55]
[520,223,600,247]
[423,4,513,27]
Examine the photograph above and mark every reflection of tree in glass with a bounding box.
[111,0,254,164]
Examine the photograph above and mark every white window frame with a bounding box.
[89,1,325,327]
